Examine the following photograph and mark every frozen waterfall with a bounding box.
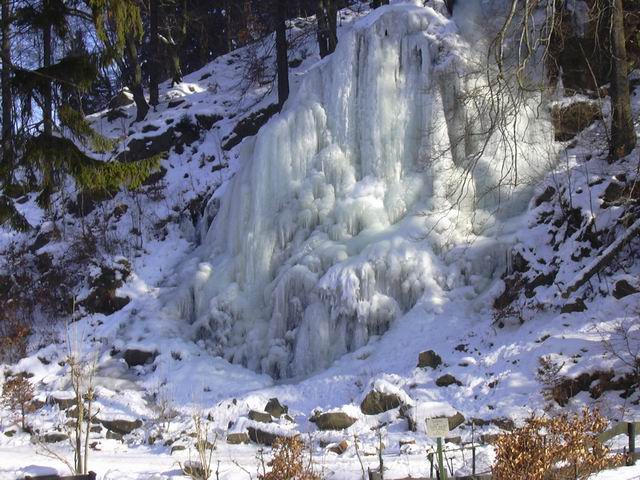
[175,4,555,377]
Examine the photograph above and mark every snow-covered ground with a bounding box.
[1,1,640,479]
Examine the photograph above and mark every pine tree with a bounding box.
[87,0,150,122]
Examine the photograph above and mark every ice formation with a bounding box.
[176,4,555,377]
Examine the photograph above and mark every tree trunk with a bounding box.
[1,0,12,171]
[327,0,337,55]
[224,0,233,53]
[149,0,160,107]
[276,0,289,108]
[125,33,149,122]
[608,0,636,160]
[371,0,389,8]
[42,1,52,136]
[316,0,329,58]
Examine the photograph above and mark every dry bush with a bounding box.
[180,414,217,480]
[1,373,35,429]
[493,409,624,480]
[260,436,322,480]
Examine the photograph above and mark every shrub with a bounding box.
[260,436,321,480]
[493,409,624,480]
[1,373,35,429]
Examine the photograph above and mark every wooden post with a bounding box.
[437,437,447,480]
[472,444,476,475]
[628,422,636,466]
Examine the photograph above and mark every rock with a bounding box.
[417,350,442,369]
[106,430,124,441]
[100,418,142,435]
[123,349,157,367]
[435,374,462,387]
[613,279,639,299]
[602,180,626,204]
[399,405,417,431]
[108,89,134,109]
[195,113,222,130]
[82,265,131,315]
[167,98,186,108]
[360,390,402,415]
[118,128,175,162]
[247,427,278,446]
[227,432,250,444]
[534,186,556,207]
[171,445,187,454]
[222,103,280,151]
[328,440,349,455]
[48,395,76,410]
[265,398,288,418]
[310,412,357,431]
[560,298,586,313]
[248,410,272,424]
[551,101,601,141]
[141,124,160,133]
[31,225,61,252]
[43,432,68,443]
[447,412,465,430]
[106,108,128,122]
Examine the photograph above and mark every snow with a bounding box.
[1,2,639,479]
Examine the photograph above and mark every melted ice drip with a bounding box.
[176,5,553,377]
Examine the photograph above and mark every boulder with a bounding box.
[247,427,278,446]
[222,103,280,151]
[226,432,250,444]
[417,350,442,369]
[108,90,134,109]
[43,432,68,443]
[264,398,288,418]
[30,225,61,252]
[123,349,157,367]
[100,418,142,435]
[248,410,272,424]
[613,279,639,299]
[435,374,462,387]
[328,440,349,455]
[82,265,131,315]
[106,108,128,122]
[561,298,587,313]
[551,101,601,141]
[310,412,357,431]
[360,390,402,415]
[399,405,417,431]
[534,186,556,207]
[195,113,222,130]
[48,395,75,410]
[447,412,465,430]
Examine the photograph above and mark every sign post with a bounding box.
[426,417,450,480]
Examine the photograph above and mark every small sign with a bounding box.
[426,417,450,438]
